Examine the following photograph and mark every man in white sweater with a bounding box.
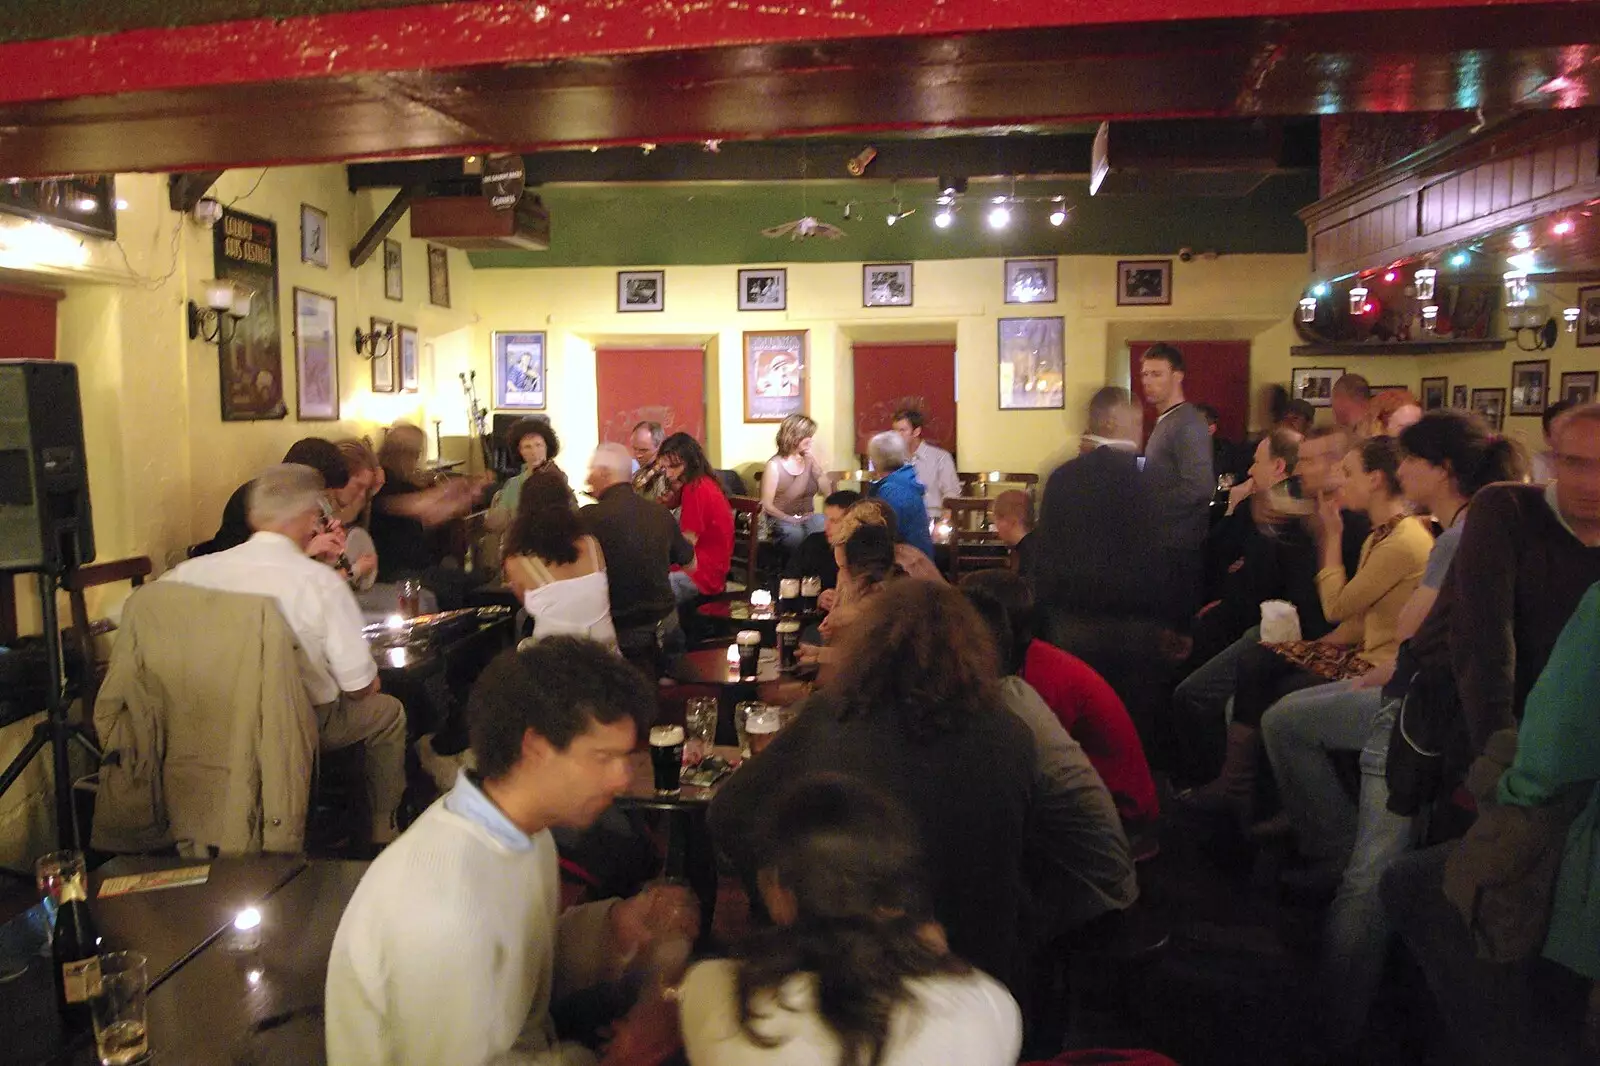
[325,638,697,1066]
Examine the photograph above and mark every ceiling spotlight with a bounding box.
[1049,208,1067,227]
[1512,231,1533,250]
[937,176,968,199]
[934,207,954,229]
[1450,252,1470,268]
[987,204,1011,230]
[1553,218,1576,236]
[71,197,98,213]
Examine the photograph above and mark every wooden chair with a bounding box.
[64,557,153,718]
[726,496,764,593]
[975,470,1041,501]
[943,497,1009,580]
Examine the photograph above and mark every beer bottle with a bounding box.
[51,854,102,1031]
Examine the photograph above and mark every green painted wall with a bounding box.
[468,174,1316,269]
[0,0,427,42]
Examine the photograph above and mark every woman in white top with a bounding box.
[502,469,616,649]
[678,773,1021,1066]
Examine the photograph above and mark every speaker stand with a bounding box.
[0,567,101,852]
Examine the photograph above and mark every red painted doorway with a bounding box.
[1127,340,1251,444]
[852,343,957,463]
[595,347,707,446]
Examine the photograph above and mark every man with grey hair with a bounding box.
[866,430,934,559]
[163,463,408,847]
[582,443,693,676]
[629,420,671,503]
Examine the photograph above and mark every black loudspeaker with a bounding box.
[0,360,95,573]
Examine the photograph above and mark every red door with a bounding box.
[852,343,957,463]
[595,347,706,445]
[0,282,63,360]
[1127,340,1251,443]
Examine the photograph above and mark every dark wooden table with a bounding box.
[366,607,515,738]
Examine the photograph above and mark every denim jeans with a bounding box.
[1169,626,1259,780]
[669,569,701,605]
[769,513,825,558]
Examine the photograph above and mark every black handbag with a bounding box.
[1384,659,1465,816]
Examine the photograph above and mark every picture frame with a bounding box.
[427,245,451,308]
[1004,258,1057,304]
[1579,285,1600,348]
[1452,384,1469,409]
[743,330,809,422]
[370,316,396,393]
[292,288,338,421]
[1471,387,1507,431]
[863,263,913,308]
[398,325,420,393]
[383,239,403,301]
[1561,371,1598,406]
[215,206,286,421]
[1420,376,1449,411]
[738,268,787,311]
[997,317,1065,411]
[1291,366,1343,408]
[299,204,328,268]
[1509,359,1550,416]
[493,331,546,410]
[618,269,665,312]
[1117,259,1172,306]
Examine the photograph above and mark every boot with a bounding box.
[1175,722,1260,827]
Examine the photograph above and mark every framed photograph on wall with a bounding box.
[1509,359,1550,416]
[215,206,285,421]
[398,325,419,392]
[370,316,396,393]
[1561,371,1598,406]
[299,204,328,268]
[997,317,1065,410]
[1452,384,1469,408]
[293,288,338,420]
[1471,387,1507,431]
[1579,285,1600,347]
[743,330,808,422]
[863,263,913,307]
[738,268,786,311]
[1291,366,1343,408]
[427,245,451,308]
[618,269,665,312]
[1004,258,1056,304]
[383,239,403,301]
[493,331,546,410]
[1117,259,1172,306]
[1420,377,1448,411]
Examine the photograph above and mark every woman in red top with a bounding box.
[963,570,1159,832]
[659,432,734,602]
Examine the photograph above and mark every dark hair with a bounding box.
[1284,398,1317,426]
[1543,399,1575,437]
[1088,386,1131,435]
[843,525,899,590]
[824,489,861,511]
[1195,403,1219,427]
[1333,373,1372,401]
[281,438,349,490]
[1142,342,1185,374]
[469,637,656,779]
[1263,384,1290,425]
[507,417,560,462]
[1356,435,1404,497]
[827,580,999,743]
[657,432,721,492]
[891,408,924,431]
[505,469,583,565]
[959,570,1034,676]
[1398,410,1528,499]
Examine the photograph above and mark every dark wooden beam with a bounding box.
[349,185,422,268]
[167,170,223,213]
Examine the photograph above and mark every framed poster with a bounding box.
[398,325,420,392]
[0,176,117,239]
[1471,387,1507,431]
[618,270,664,312]
[1420,376,1448,411]
[1561,371,1598,406]
[293,288,338,421]
[1117,259,1172,306]
[370,317,396,393]
[1509,359,1550,416]
[1452,384,1469,409]
[738,268,786,311]
[214,206,286,421]
[997,317,1065,410]
[494,331,546,410]
[427,244,451,308]
[1004,258,1056,304]
[1291,366,1343,408]
[383,239,403,301]
[743,330,809,422]
[1579,285,1600,348]
[863,263,913,307]
[299,204,328,268]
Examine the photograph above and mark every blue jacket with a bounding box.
[873,465,935,560]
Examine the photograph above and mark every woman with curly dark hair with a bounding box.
[710,579,1037,992]
[657,432,734,602]
[682,773,1021,1064]
[501,469,615,648]
[487,417,569,531]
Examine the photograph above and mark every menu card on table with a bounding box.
[99,865,212,898]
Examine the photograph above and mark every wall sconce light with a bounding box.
[1565,307,1581,333]
[1298,296,1318,323]
[187,280,254,343]
[1414,268,1437,301]
[1502,270,1529,308]
[1348,286,1368,315]
[1421,304,1439,331]
[354,322,394,360]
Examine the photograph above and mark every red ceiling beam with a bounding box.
[0,0,1584,107]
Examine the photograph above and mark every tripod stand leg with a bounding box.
[0,727,49,800]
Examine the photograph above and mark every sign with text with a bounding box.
[214,207,285,421]
[482,154,526,211]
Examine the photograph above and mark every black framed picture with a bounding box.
[618,270,665,312]
[493,331,546,410]
[1471,387,1506,431]
[863,263,913,307]
[300,204,328,268]
[383,239,403,301]
[398,325,420,392]
[370,316,396,393]
[1004,258,1056,304]
[1291,366,1343,408]
[1579,285,1600,348]
[738,268,786,311]
[1561,371,1598,406]
[1421,377,1448,411]
[1509,359,1550,416]
[1452,384,1469,409]
[1117,259,1172,306]
[427,245,451,308]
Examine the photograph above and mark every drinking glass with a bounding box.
[683,698,717,766]
[397,578,424,619]
[649,725,685,794]
[90,951,149,1066]
[746,705,782,755]
[733,701,763,759]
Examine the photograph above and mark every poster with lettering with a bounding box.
[214,207,286,421]
[743,330,809,423]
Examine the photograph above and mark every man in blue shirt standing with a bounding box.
[867,430,935,560]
